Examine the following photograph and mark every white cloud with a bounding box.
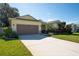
[19,10,29,16]
[47,19,56,22]
[47,12,57,22]
[47,19,53,22]
[35,17,40,20]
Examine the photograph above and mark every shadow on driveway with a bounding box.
[19,34,47,40]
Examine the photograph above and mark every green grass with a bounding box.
[0,39,32,56]
[52,33,79,43]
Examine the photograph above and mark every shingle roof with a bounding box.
[15,15,39,21]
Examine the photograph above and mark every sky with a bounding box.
[9,3,79,24]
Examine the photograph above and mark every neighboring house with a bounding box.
[71,23,77,32]
[9,15,42,35]
[71,23,79,32]
[76,24,79,32]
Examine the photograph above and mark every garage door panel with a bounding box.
[17,24,39,35]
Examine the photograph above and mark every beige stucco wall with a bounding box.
[9,18,42,33]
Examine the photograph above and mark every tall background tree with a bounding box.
[0,3,19,26]
[47,20,66,33]
[47,20,73,34]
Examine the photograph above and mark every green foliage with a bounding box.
[58,22,66,30]
[3,27,18,39]
[0,3,19,26]
[0,3,19,18]
[47,33,53,36]
[4,27,12,33]
[65,24,72,34]
[47,20,66,33]
[47,23,59,32]
[47,23,53,32]
[46,20,73,34]
[0,33,4,39]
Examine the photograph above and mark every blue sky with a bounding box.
[9,3,79,24]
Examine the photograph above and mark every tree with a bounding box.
[58,22,66,30]
[47,22,59,32]
[65,24,72,34]
[47,20,66,33]
[47,20,60,33]
[0,3,19,26]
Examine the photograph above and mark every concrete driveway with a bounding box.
[20,34,79,56]
[19,34,46,40]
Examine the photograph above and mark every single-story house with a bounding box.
[9,15,42,35]
[71,23,79,32]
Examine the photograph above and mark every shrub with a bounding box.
[0,33,4,39]
[3,27,18,39]
[41,30,48,34]
[47,33,53,36]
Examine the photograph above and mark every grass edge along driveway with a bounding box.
[0,39,32,56]
[52,33,79,43]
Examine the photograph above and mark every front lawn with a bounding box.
[52,33,79,43]
[0,39,32,56]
